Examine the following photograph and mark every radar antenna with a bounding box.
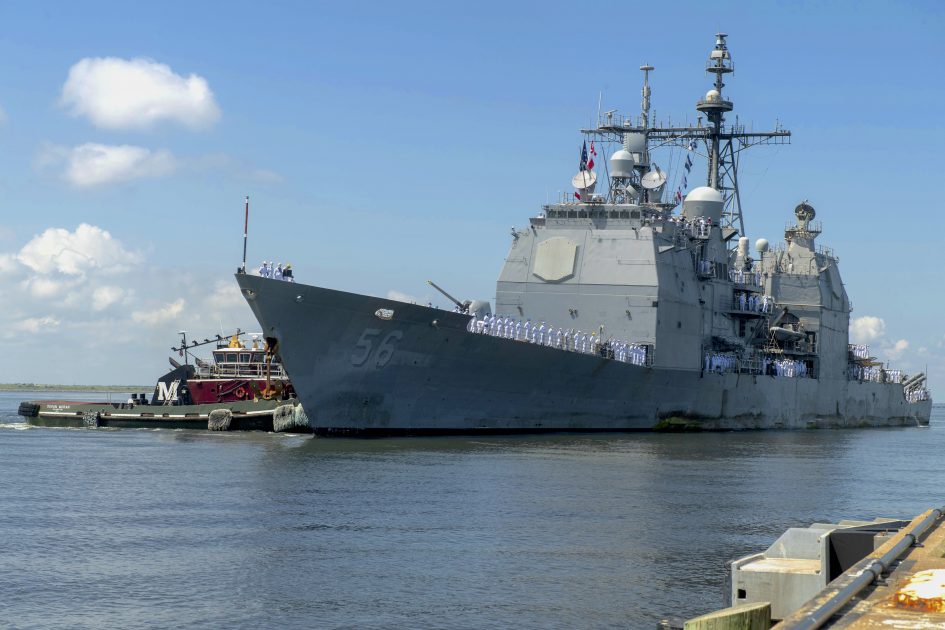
[584,33,791,238]
[692,33,789,236]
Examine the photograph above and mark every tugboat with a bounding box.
[17,331,308,432]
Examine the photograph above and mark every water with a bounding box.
[2,390,942,629]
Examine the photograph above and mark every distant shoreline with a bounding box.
[0,384,152,392]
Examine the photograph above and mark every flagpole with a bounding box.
[241,196,249,273]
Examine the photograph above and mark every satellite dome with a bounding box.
[686,186,723,203]
[683,186,723,222]
[705,89,721,102]
[755,238,770,253]
[609,149,636,179]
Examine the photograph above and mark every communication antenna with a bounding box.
[571,170,597,199]
[641,169,667,190]
[585,33,791,236]
[178,330,189,366]
[240,196,250,273]
[691,33,789,236]
[640,64,653,131]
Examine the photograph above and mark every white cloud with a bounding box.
[132,298,185,325]
[15,316,60,334]
[850,316,885,344]
[61,57,220,130]
[203,281,245,311]
[387,290,422,304]
[42,142,176,188]
[17,223,140,276]
[0,253,17,275]
[22,277,69,299]
[851,315,916,366]
[884,339,909,359]
[250,169,285,184]
[91,285,126,311]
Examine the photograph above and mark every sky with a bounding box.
[0,0,943,387]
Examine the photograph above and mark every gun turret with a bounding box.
[426,280,471,312]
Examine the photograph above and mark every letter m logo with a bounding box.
[157,380,180,402]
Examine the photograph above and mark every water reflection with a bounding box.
[2,390,942,628]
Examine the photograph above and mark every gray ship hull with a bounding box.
[237,275,931,435]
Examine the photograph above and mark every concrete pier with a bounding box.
[681,507,945,629]
[776,507,945,628]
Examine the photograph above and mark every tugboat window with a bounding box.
[240,353,251,363]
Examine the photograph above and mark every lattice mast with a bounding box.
[583,33,790,238]
[693,33,789,236]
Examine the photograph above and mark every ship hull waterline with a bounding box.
[237,274,931,436]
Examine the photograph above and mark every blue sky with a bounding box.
[0,0,943,386]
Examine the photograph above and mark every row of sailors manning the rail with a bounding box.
[704,352,811,378]
[847,366,931,402]
[734,291,774,313]
[848,365,904,384]
[466,315,649,366]
[258,261,294,281]
[848,344,871,359]
[696,259,765,288]
[668,214,713,238]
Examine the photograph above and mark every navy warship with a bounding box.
[237,34,931,435]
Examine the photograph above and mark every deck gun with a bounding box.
[426,280,471,313]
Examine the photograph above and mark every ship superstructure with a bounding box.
[236,34,930,435]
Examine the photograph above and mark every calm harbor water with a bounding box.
[1,390,942,629]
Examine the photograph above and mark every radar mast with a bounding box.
[692,33,790,236]
[584,33,791,238]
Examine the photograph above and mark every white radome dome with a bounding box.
[686,186,723,203]
[683,186,724,223]
[609,149,636,179]
[755,238,770,253]
[705,89,721,102]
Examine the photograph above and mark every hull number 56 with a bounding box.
[351,328,403,368]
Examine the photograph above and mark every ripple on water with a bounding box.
[1,390,942,628]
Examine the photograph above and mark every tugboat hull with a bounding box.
[18,397,306,432]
